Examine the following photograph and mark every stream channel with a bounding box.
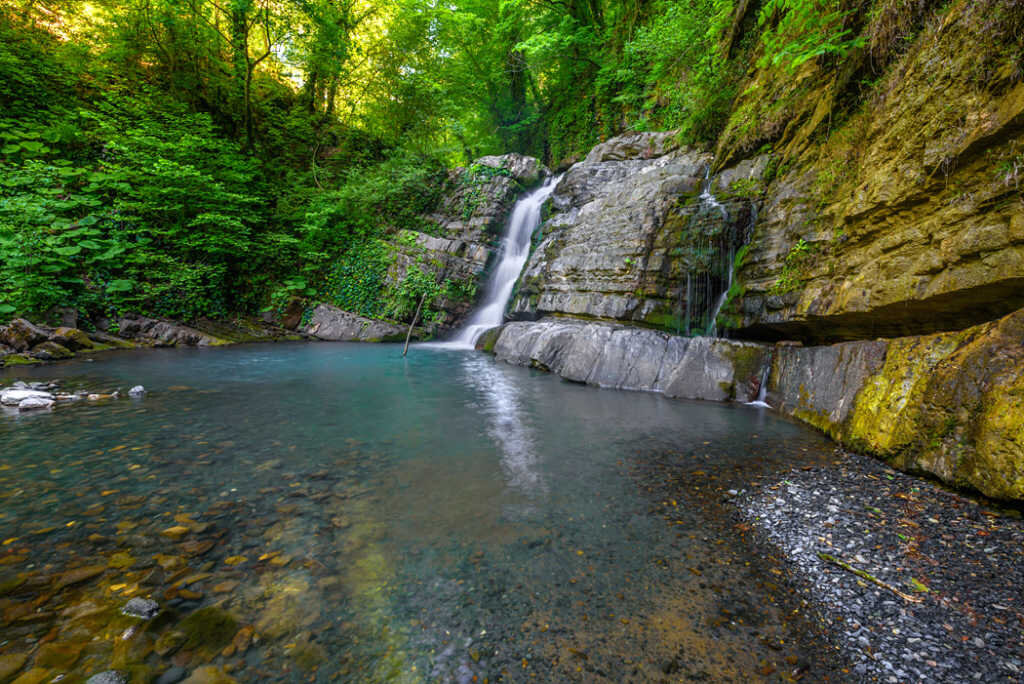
[0,343,848,682]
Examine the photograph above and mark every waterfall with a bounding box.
[700,165,729,221]
[440,174,562,349]
[746,353,772,408]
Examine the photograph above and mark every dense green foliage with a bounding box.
[0,0,969,326]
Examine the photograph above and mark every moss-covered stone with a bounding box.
[3,354,42,367]
[772,308,1024,501]
[728,1,1024,343]
[474,326,502,353]
[176,606,238,654]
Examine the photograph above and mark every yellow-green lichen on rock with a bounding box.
[727,0,1024,344]
[772,308,1024,500]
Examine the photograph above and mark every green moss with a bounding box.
[176,606,238,653]
[3,354,41,366]
[476,327,502,353]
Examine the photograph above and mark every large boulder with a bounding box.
[492,317,770,402]
[116,315,226,347]
[50,327,94,351]
[1,318,50,351]
[584,130,680,163]
[30,341,74,360]
[302,304,411,342]
[474,153,544,186]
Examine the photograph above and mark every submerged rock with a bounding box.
[0,653,28,682]
[155,666,188,684]
[180,666,237,684]
[122,597,160,619]
[176,606,239,654]
[85,672,127,684]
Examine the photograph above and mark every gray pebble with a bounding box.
[86,673,128,684]
[122,597,160,619]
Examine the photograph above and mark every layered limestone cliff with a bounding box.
[481,1,1024,500]
[720,0,1024,344]
[509,134,767,334]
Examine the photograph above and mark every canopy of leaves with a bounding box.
[0,0,916,323]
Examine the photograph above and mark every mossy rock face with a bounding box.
[3,353,42,367]
[772,308,1024,501]
[30,341,74,360]
[726,2,1024,344]
[474,326,502,353]
[176,607,238,654]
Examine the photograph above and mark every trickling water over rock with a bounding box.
[491,317,770,402]
[509,133,768,334]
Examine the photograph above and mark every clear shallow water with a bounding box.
[0,343,840,682]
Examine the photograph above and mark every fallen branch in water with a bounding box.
[817,552,924,603]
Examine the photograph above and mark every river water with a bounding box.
[0,343,842,682]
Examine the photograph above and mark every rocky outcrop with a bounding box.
[116,315,227,347]
[723,1,1024,343]
[509,132,768,333]
[381,153,547,329]
[492,317,770,402]
[0,318,49,351]
[769,308,1024,500]
[302,304,413,342]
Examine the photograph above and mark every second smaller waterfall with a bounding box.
[443,174,562,348]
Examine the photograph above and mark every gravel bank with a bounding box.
[737,451,1024,683]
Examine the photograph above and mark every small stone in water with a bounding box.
[18,396,54,411]
[86,672,128,684]
[155,666,188,684]
[0,388,53,406]
[123,597,160,619]
[161,526,191,540]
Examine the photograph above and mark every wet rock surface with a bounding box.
[493,317,770,402]
[725,2,1024,343]
[737,451,1024,683]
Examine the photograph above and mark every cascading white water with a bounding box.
[700,165,729,221]
[746,356,772,408]
[702,164,731,337]
[442,173,563,349]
